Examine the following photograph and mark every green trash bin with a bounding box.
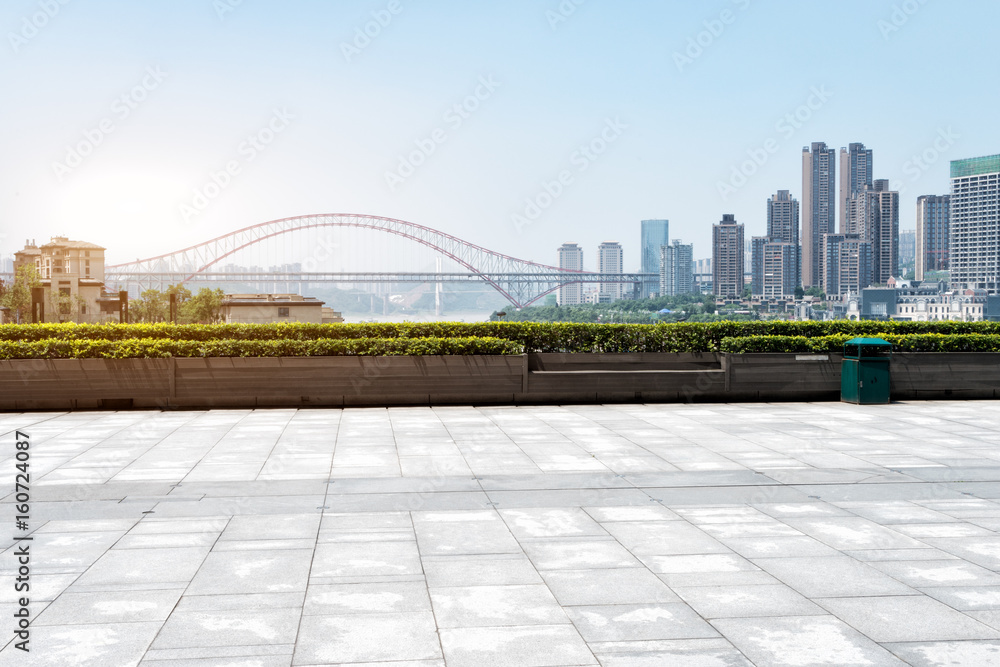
[841,338,892,404]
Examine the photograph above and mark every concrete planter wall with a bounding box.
[1,352,998,410]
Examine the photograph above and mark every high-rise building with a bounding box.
[751,239,798,300]
[660,240,694,296]
[766,190,801,285]
[712,214,744,298]
[802,142,837,288]
[556,243,584,305]
[899,230,916,268]
[839,143,873,233]
[843,180,899,285]
[822,234,874,297]
[640,219,669,297]
[598,241,624,301]
[915,195,950,280]
[868,180,900,284]
[951,155,1000,292]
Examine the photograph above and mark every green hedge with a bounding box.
[2,321,1000,354]
[0,337,524,360]
[721,334,1000,354]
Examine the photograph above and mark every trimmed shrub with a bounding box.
[720,333,1000,354]
[0,337,524,360]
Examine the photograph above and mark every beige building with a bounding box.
[220,294,344,324]
[712,214,744,298]
[11,237,109,323]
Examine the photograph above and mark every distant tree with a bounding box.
[182,288,225,323]
[794,286,805,300]
[131,289,168,322]
[805,286,825,299]
[0,264,42,323]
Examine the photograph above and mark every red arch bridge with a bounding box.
[105,214,656,308]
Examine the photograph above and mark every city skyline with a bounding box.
[1,2,995,273]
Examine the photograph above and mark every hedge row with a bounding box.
[0,337,524,360]
[3,321,1000,353]
[721,334,1000,354]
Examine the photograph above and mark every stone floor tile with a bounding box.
[0,621,162,667]
[423,555,542,587]
[75,547,211,588]
[311,541,422,578]
[565,603,719,642]
[439,624,597,667]
[293,612,441,664]
[674,584,825,619]
[35,589,183,625]
[591,638,753,667]
[752,556,916,598]
[870,559,1000,587]
[818,595,1000,642]
[187,549,313,595]
[713,615,908,666]
[522,540,643,570]
[430,584,567,628]
[720,535,840,558]
[304,581,430,615]
[152,608,301,649]
[884,641,1000,667]
[541,568,678,606]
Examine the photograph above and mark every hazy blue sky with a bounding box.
[1,0,995,272]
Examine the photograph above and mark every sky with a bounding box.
[1,0,996,273]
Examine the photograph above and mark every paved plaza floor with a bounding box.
[4,401,1000,665]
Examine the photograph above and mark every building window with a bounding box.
[278,307,290,317]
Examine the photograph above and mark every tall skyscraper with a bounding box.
[915,195,950,280]
[802,142,836,288]
[868,180,900,284]
[766,190,801,285]
[842,179,899,285]
[751,238,798,299]
[840,143,873,233]
[660,240,694,296]
[713,214,744,298]
[899,230,916,267]
[640,220,669,297]
[821,234,874,297]
[598,241,624,301]
[557,243,584,305]
[951,155,1000,292]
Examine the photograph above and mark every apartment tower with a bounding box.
[915,195,951,280]
[951,155,1000,292]
[556,243,584,305]
[802,142,836,288]
[713,214,745,298]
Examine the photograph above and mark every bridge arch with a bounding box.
[108,214,587,307]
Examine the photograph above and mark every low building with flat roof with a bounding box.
[220,294,343,324]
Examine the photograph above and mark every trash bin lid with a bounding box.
[844,337,892,359]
